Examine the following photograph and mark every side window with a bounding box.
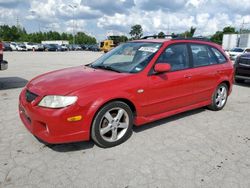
[211,47,227,64]
[156,44,189,71]
[190,44,217,67]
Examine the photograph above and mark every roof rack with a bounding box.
[172,36,211,42]
[140,35,210,42]
[140,34,179,39]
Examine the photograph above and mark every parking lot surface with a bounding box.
[0,52,250,188]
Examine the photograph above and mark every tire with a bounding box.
[91,101,133,148]
[208,83,228,111]
[235,78,245,83]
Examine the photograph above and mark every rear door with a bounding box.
[188,43,225,103]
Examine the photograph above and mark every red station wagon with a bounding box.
[19,37,234,148]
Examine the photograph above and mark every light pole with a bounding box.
[68,4,77,45]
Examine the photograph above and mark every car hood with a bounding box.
[239,53,250,59]
[27,65,130,96]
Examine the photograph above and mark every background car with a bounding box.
[88,44,100,51]
[25,42,40,51]
[68,44,82,51]
[44,44,57,51]
[234,53,250,83]
[16,43,27,51]
[61,44,68,51]
[228,47,250,60]
[10,42,17,51]
[2,42,12,51]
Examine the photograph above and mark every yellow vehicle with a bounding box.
[100,40,116,53]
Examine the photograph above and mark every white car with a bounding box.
[10,42,17,51]
[228,47,250,60]
[16,43,27,51]
[25,42,40,51]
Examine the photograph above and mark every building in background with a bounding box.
[222,34,250,50]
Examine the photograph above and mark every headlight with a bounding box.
[38,95,78,108]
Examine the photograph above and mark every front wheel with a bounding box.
[208,83,228,111]
[91,101,133,148]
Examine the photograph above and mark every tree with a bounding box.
[129,24,143,40]
[223,26,236,33]
[158,31,165,38]
[210,26,238,44]
[108,35,128,44]
[179,26,196,38]
[0,24,97,44]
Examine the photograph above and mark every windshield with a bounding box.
[91,42,161,73]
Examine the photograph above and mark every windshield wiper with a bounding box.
[91,65,121,73]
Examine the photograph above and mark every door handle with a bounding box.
[184,74,192,79]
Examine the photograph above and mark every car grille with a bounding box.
[239,58,250,65]
[25,90,38,103]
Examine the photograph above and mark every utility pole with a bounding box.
[68,4,77,45]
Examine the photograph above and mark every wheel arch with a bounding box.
[220,80,231,95]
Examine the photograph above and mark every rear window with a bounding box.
[211,47,227,63]
[231,48,244,52]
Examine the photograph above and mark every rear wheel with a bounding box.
[91,101,133,148]
[208,83,228,111]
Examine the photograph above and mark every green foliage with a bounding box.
[210,26,238,44]
[210,31,223,44]
[129,24,143,40]
[223,26,237,33]
[0,25,96,44]
[158,31,165,38]
[108,35,128,44]
[179,26,196,37]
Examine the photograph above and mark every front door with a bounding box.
[143,43,195,116]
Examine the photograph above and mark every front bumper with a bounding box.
[0,60,8,70]
[19,89,91,144]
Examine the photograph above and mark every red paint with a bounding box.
[19,39,234,144]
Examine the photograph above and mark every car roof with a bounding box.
[131,38,222,49]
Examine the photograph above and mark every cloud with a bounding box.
[82,0,135,15]
[137,0,186,11]
[0,0,249,40]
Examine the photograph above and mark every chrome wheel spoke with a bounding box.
[118,122,128,129]
[104,112,113,123]
[111,128,118,141]
[216,96,220,103]
[115,109,124,121]
[100,124,112,135]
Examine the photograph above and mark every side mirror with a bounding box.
[154,63,171,73]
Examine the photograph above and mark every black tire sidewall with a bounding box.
[91,101,133,148]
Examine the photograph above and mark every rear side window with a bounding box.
[190,44,217,67]
[156,44,189,71]
[211,47,227,64]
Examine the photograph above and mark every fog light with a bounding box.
[67,115,82,122]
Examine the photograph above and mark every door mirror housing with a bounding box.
[154,63,171,73]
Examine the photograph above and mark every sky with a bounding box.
[0,0,250,41]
